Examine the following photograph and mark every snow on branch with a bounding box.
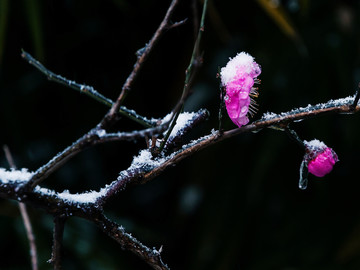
[3,0,359,268]
[260,94,357,122]
[0,168,34,183]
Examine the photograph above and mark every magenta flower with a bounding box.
[220,52,261,128]
[299,139,339,189]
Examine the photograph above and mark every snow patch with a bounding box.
[96,129,106,137]
[34,186,107,204]
[260,94,356,121]
[129,149,165,170]
[160,113,173,124]
[0,168,33,183]
[57,189,107,204]
[168,112,196,138]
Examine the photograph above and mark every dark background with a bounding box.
[1,0,360,269]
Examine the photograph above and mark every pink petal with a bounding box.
[308,148,338,177]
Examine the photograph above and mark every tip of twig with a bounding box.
[169,18,188,29]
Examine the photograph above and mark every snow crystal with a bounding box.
[35,186,56,197]
[261,112,278,120]
[210,128,218,135]
[0,168,33,183]
[96,129,106,137]
[304,139,326,150]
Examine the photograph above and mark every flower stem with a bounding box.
[218,68,225,132]
[285,127,305,149]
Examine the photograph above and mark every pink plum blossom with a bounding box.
[220,52,261,128]
[304,140,339,177]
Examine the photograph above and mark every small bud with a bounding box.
[299,140,338,190]
[307,147,338,177]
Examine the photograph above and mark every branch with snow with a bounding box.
[0,108,208,269]
[1,91,359,269]
[2,0,360,268]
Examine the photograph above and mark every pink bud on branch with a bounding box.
[305,140,339,177]
[299,139,339,189]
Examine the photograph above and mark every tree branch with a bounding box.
[0,176,168,270]
[93,214,169,270]
[23,123,170,190]
[0,93,358,270]
[102,94,360,197]
[107,0,181,118]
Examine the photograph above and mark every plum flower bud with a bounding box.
[305,141,338,177]
[299,139,339,189]
[220,52,261,128]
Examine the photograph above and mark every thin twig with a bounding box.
[159,0,208,152]
[24,130,100,189]
[284,127,306,149]
[108,0,181,117]
[191,0,199,41]
[168,18,188,29]
[94,214,169,270]
[3,145,15,168]
[49,215,67,270]
[3,145,38,270]
[21,50,155,128]
[19,203,39,270]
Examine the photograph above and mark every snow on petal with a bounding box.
[220,52,261,128]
